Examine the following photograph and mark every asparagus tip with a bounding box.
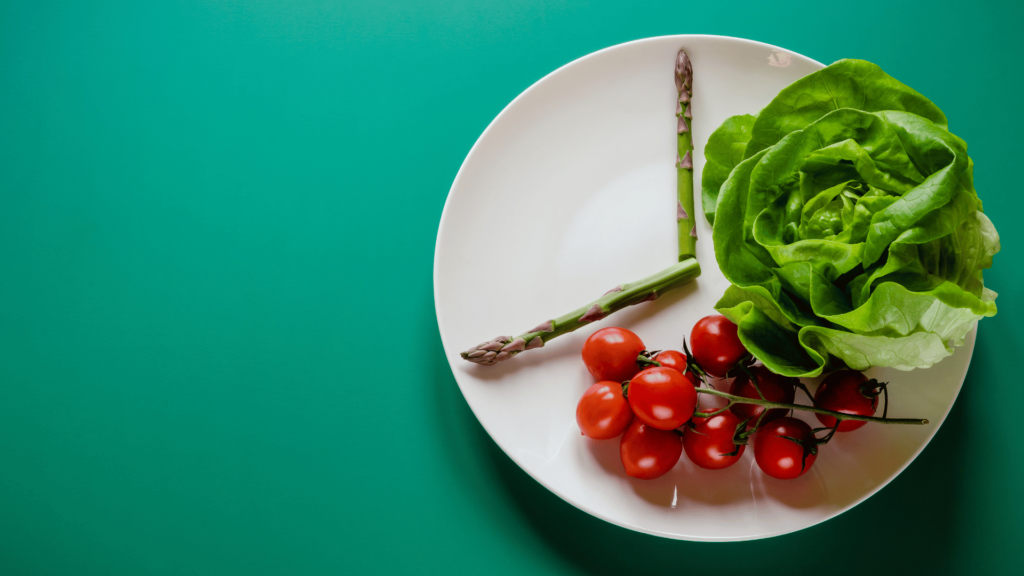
[461,336,532,365]
[674,49,693,93]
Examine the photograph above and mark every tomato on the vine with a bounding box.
[627,367,697,431]
[582,327,646,382]
[619,419,682,480]
[683,409,745,470]
[814,370,879,432]
[576,382,633,439]
[689,315,746,376]
[652,350,701,387]
[729,366,796,428]
[754,417,818,480]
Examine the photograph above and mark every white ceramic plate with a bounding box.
[433,35,973,541]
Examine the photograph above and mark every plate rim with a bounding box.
[432,34,973,541]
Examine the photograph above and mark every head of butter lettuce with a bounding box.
[702,59,1000,377]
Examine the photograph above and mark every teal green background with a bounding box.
[1,1,1021,573]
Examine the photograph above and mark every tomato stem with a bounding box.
[794,381,817,406]
[694,388,928,425]
[681,339,709,384]
[736,363,766,400]
[636,352,662,369]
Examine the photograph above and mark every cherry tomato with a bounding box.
[754,417,818,480]
[690,315,746,376]
[576,382,634,439]
[683,409,745,470]
[729,366,796,428]
[652,350,701,387]
[627,367,697,431]
[582,327,646,383]
[814,370,879,432]
[619,419,682,480]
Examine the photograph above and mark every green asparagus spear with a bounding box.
[675,49,696,262]
[461,258,701,365]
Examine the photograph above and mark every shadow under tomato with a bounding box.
[673,453,759,507]
[583,436,622,476]
[426,299,975,575]
[584,433,760,508]
[750,459,831,509]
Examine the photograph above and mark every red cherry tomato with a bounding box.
[582,327,646,383]
[576,382,634,439]
[754,417,818,480]
[814,370,879,432]
[690,315,746,376]
[619,419,682,480]
[627,367,698,431]
[683,409,745,470]
[652,350,701,387]
[729,366,796,428]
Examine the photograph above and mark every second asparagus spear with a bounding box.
[461,48,702,366]
[676,49,696,262]
[461,258,701,365]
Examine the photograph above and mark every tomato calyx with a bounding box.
[680,340,710,385]
[859,378,890,418]
[683,418,707,437]
[686,409,755,458]
[779,418,843,472]
[793,380,817,405]
[733,364,764,399]
[778,434,818,473]
[724,358,762,385]
[718,416,755,458]
[719,344,757,377]
[636,350,662,370]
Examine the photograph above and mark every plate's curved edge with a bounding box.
[782,325,978,540]
[430,35,973,542]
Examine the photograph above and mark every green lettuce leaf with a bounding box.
[744,59,948,159]
[798,328,963,372]
[705,59,1000,375]
[701,114,756,225]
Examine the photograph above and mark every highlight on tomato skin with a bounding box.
[582,327,646,383]
[626,367,698,431]
[754,417,818,480]
[683,409,745,470]
[619,419,683,480]
[576,381,634,440]
[814,370,879,432]
[689,315,746,377]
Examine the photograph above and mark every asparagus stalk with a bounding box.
[675,49,696,262]
[461,259,701,365]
